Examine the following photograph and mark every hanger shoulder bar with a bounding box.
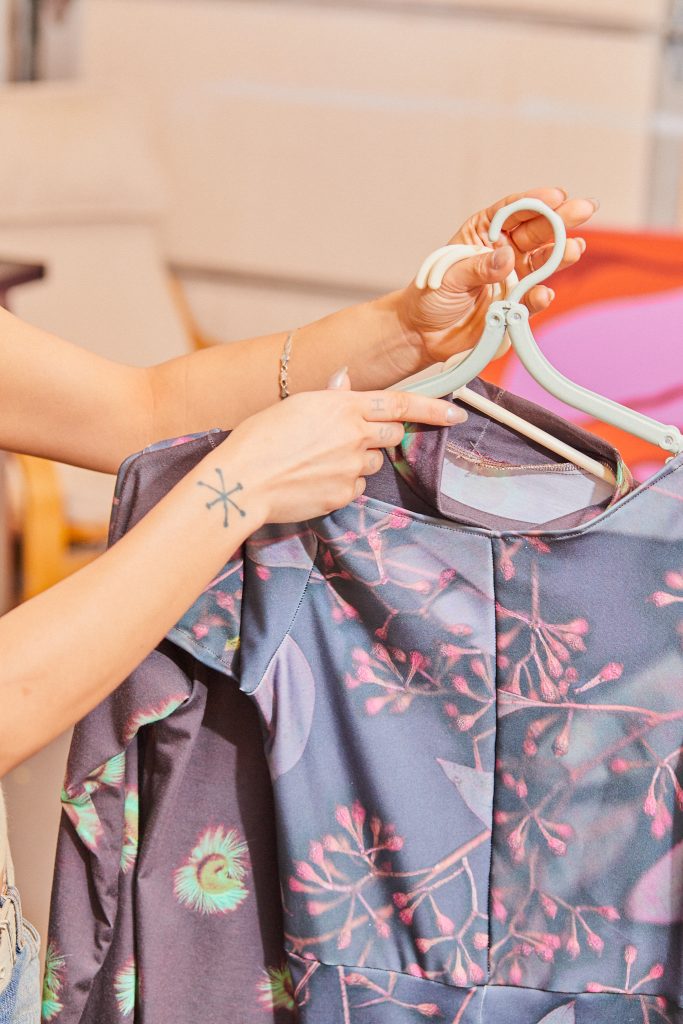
[507,306,683,455]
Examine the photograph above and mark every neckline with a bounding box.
[379,376,670,539]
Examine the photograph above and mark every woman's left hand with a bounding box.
[396,187,598,366]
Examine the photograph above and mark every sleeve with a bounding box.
[46,431,317,1022]
[113,430,318,691]
[46,433,221,1023]
[169,520,318,692]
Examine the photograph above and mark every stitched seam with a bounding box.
[169,625,237,671]
[241,528,320,697]
[285,949,470,992]
[446,440,611,476]
[358,454,681,541]
[285,950,675,1002]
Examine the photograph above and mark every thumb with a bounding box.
[441,244,515,293]
[327,365,351,390]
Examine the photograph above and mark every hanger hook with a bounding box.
[489,198,567,306]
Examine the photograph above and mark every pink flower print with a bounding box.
[649,571,683,608]
[491,890,618,986]
[572,661,623,695]
[343,970,444,1017]
[287,804,402,954]
[314,506,413,591]
[612,742,683,840]
[649,568,683,655]
[345,644,438,716]
[641,756,683,840]
[508,959,523,986]
[586,945,667,1017]
[287,802,488,976]
[502,803,573,865]
[497,562,589,702]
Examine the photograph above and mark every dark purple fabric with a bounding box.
[47,378,683,1024]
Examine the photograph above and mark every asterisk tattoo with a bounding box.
[197,469,246,527]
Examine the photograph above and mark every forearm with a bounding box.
[0,306,153,471]
[149,291,426,438]
[0,440,263,776]
[0,292,423,472]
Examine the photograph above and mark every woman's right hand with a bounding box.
[220,371,467,525]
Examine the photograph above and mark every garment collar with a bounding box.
[384,376,634,533]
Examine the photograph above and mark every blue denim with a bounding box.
[0,888,40,1024]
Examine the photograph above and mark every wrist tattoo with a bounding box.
[197,469,246,527]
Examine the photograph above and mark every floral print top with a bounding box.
[48,376,683,1024]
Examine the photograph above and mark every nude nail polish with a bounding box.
[327,366,349,389]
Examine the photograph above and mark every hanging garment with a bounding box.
[48,376,683,1024]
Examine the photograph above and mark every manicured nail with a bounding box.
[327,366,349,389]
[446,407,468,423]
[589,198,600,212]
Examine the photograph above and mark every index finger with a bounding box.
[362,391,467,427]
[484,187,568,233]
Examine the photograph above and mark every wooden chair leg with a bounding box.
[166,271,219,350]
[13,454,70,601]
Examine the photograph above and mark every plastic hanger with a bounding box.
[406,241,618,484]
[392,198,683,478]
[397,233,617,484]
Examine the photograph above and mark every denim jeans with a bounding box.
[0,887,40,1024]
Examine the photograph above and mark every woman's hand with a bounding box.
[395,187,598,366]
[220,376,466,525]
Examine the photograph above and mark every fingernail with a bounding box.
[577,237,587,253]
[446,406,468,423]
[548,289,556,301]
[327,366,349,389]
[588,198,600,212]
[556,188,569,200]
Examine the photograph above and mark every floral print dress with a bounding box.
[46,377,683,1023]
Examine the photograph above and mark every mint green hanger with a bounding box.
[393,198,683,457]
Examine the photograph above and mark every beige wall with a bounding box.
[81,0,661,297]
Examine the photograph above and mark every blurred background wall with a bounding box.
[3,0,683,959]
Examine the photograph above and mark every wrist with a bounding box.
[186,443,270,552]
[369,290,431,380]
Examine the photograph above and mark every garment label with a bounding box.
[440,455,614,524]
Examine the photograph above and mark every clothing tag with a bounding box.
[440,455,615,525]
